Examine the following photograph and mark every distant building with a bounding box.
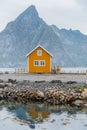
[26,45,52,73]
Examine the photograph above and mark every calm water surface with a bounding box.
[0,102,87,130]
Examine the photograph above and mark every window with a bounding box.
[37,50,42,56]
[40,60,45,66]
[34,60,39,66]
[34,60,45,66]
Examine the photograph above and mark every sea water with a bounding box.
[0,102,87,130]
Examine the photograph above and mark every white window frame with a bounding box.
[39,60,45,66]
[37,50,42,56]
[34,60,45,66]
[34,60,39,66]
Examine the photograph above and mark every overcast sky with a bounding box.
[0,0,87,34]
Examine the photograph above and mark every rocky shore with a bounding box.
[0,79,87,107]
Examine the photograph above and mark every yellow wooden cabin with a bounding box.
[26,45,52,73]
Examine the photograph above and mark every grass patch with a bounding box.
[79,86,87,91]
[70,86,87,91]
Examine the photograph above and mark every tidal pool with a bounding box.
[0,101,87,130]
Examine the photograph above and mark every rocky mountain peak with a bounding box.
[0,5,87,67]
[4,5,44,33]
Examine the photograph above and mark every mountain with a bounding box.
[51,25,87,66]
[0,5,87,67]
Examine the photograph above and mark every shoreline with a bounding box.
[0,78,87,107]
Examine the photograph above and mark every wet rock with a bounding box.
[35,80,45,83]
[8,79,16,84]
[84,124,87,127]
[62,122,69,125]
[50,80,62,84]
[23,80,30,85]
[67,81,77,84]
[50,119,55,123]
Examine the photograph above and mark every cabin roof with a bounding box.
[26,44,53,57]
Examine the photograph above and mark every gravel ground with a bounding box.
[0,73,86,83]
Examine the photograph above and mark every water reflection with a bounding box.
[0,101,87,130]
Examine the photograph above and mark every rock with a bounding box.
[84,124,87,127]
[0,94,4,99]
[62,122,69,125]
[72,100,84,107]
[35,80,45,83]
[67,81,77,84]
[0,88,3,99]
[0,79,86,105]
[23,80,30,83]
[0,83,5,88]
[36,91,44,98]
[5,83,13,87]
[50,119,55,123]
[50,80,62,84]
[83,103,87,107]
[8,79,16,84]
[81,89,87,98]
[0,79,3,83]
